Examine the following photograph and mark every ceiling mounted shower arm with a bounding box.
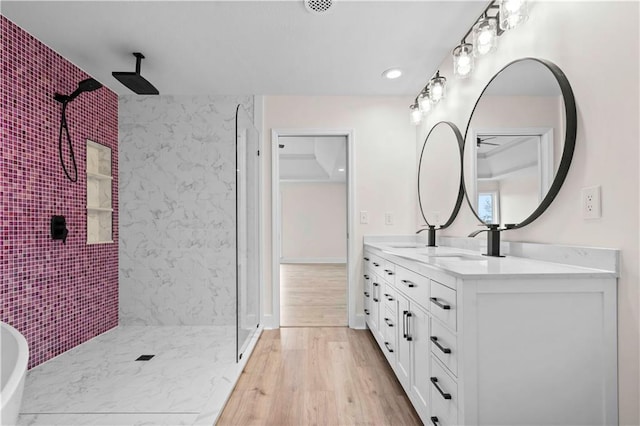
[134,52,144,74]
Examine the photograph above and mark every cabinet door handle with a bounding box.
[430,416,440,426]
[430,377,452,400]
[430,336,452,354]
[401,279,416,288]
[384,269,394,276]
[384,342,394,353]
[364,309,370,315]
[406,311,413,341]
[430,297,451,310]
[364,274,369,280]
[384,317,394,327]
[402,310,407,338]
[364,291,370,298]
[364,257,370,261]
[372,262,380,267]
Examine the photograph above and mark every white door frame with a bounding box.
[271,128,356,328]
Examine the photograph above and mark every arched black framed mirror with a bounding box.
[418,121,464,245]
[462,58,577,231]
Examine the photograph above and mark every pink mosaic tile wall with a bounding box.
[1,17,119,368]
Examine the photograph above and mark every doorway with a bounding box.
[271,130,355,328]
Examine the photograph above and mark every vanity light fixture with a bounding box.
[452,43,474,78]
[410,102,422,125]
[418,89,431,114]
[500,0,529,30]
[473,15,499,56]
[382,68,403,79]
[427,71,446,104]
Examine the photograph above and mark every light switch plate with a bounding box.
[385,212,394,225]
[360,211,369,224]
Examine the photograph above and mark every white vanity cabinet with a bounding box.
[363,243,618,426]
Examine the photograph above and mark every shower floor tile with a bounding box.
[18,326,259,426]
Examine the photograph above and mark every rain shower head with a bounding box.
[112,52,159,95]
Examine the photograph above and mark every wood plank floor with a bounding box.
[280,264,347,327]
[217,327,421,426]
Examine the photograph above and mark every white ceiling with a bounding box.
[279,135,346,181]
[1,0,489,96]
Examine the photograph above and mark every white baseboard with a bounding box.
[351,313,366,329]
[280,257,347,264]
[262,314,278,329]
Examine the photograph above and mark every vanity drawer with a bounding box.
[381,260,396,283]
[430,280,457,331]
[395,265,429,308]
[382,306,397,363]
[368,254,384,274]
[430,357,458,425]
[430,318,458,376]
[382,284,397,314]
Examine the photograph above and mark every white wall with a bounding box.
[263,96,416,327]
[417,3,639,423]
[280,182,346,262]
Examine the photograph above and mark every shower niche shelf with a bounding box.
[86,140,113,244]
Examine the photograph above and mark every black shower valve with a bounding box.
[51,215,69,244]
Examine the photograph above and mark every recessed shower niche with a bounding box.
[86,139,113,244]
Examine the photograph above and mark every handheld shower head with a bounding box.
[68,78,103,101]
[54,78,103,104]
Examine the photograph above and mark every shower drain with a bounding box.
[135,354,155,361]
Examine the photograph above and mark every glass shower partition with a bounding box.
[235,105,260,362]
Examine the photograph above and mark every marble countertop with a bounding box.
[365,241,618,279]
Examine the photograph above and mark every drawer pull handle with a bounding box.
[364,257,370,261]
[430,297,451,310]
[384,317,394,327]
[430,377,452,400]
[383,293,394,301]
[373,298,379,302]
[430,416,440,426]
[401,279,416,288]
[364,309,370,315]
[364,291,370,298]
[384,342,394,353]
[373,282,379,287]
[364,274,369,280]
[384,269,394,275]
[373,262,380,267]
[430,336,452,354]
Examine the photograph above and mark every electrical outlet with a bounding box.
[582,186,601,219]
[385,212,394,225]
[360,211,369,224]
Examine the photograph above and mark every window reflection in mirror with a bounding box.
[464,59,565,226]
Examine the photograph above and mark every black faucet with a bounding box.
[468,224,518,257]
[468,224,503,257]
[417,225,438,247]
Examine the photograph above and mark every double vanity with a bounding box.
[363,238,618,425]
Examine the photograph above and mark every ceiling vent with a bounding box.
[305,0,333,14]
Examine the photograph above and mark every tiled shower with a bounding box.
[2,15,262,425]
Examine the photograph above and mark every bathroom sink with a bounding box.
[417,253,485,262]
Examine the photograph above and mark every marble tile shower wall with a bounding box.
[1,17,119,368]
[119,95,253,325]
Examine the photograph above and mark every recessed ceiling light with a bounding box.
[382,68,402,79]
[338,168,345,172]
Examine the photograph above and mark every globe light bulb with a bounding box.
[473,17,498,56]
[500,0,528,30]
[453,43,474,78]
